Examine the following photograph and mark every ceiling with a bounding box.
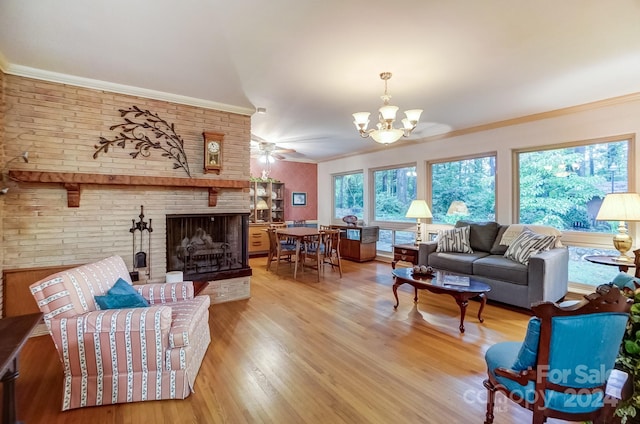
[2,1,640,162]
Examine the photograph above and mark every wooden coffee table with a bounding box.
[392,267,491,333]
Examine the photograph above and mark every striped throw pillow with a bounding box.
[503,228,556,265]
[436,226,473,253]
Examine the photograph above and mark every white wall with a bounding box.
[318,95,640,244]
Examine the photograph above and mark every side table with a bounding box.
[584,255,637,275]
[391,244,419,269]
[0,312,42,424]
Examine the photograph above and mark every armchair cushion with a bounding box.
[612,272,640,290]
[485,341,535,403]
[512,317,540,370]
[94,278,149,310]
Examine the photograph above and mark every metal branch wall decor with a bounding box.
[94,105,192,177]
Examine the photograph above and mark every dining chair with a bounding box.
[301,233,323,282]
[321,229,342,278]
[274,230,299,275]
[483,284,631,424]
[266,228,295,271]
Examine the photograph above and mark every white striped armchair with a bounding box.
[29,255,211,410]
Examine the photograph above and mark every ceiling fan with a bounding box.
[250,137,297,161]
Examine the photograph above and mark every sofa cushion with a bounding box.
[490,225,509,255]
[473,255,529,285]
[436,226,473,253]
[504,229,556,265]
[455,220,499,252]
[429,251,489,275]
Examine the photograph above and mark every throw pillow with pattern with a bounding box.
[503,228,556,265]
[436,226,473,253]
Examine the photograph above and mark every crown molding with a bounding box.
[1,62,255,116]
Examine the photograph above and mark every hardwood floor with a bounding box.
[7,258,587,423]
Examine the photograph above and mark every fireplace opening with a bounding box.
[166,213,251,281]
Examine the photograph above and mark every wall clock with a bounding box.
[203,132,224,174]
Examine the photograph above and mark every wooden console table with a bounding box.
[330,225,379,262]
[0,313,42,424]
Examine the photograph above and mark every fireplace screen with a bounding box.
[166,213,250,281]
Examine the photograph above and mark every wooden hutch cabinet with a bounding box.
[248,180,285,256]
[330,225,379,262]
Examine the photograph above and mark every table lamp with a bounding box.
[405,200,432,245]
[595,192,640,262]
[447,200,469,216]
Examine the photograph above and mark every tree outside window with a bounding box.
[373,165,416,222]
[333,172,363,220]
[430,155,496,224]
[517,137,631,288]
[517,139,629,232]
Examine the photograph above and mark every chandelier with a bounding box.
[352,72,422,144]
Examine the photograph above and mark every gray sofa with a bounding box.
[418,221,569,309]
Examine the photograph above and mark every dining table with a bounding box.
[276,227,321,279]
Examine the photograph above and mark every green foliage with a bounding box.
[373,167,416,221]
[335,173,364,217]
[518,142,627,230]
[616,291,640,423]
[431,157,495,223]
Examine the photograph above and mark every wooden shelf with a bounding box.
[8,170,249,207]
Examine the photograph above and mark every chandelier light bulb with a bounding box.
[352,72,422,145]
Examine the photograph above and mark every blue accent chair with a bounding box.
[483,284,631,424]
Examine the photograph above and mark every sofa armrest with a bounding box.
[137,281,195,304]
[418,242,437,266]
[527,247,569,305]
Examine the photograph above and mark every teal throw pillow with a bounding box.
[95,293,149,310]
[94,277,149,310]
[512,317,541,370]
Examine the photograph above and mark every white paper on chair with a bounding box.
[605,368,629,399]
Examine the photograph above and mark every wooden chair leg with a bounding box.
[483,379,496,424]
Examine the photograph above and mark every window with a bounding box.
[372,165,417,222]
[333,172,363,220]
[516,135,633,288]
[516,137,630,231]
[429,154,496,224]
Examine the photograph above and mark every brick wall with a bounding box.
[1,72,251,314]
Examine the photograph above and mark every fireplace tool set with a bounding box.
[130,205,153,280]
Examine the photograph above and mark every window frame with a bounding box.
[369,162,417,229]
[427,151,498,225]
[331,170,364,223]
[514,134,636,291]
[513,134,636,242]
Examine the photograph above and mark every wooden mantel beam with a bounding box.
[8,170,249,207]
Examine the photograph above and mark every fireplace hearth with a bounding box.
[166,213,251,281]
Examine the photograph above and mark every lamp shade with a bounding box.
[447,200,470,216]
[371,129,404,144]
[596,193,640,221]
[256,199,269,210]
[405,200,433,219]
